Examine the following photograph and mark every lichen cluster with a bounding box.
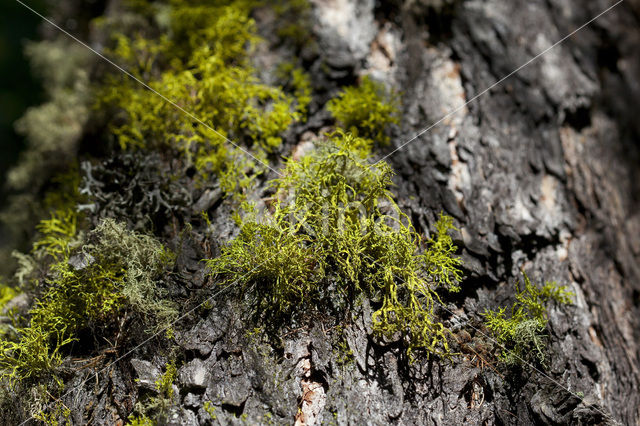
[0,211,176,385]
[96,0,310,195]
[208,132,463,357]
[483,272,572,366]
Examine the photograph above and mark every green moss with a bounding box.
[483,272,573,366]
[127,413,155,426]
[327,76,400,145]
[155,360,177,400]
[32,209,80,262]
[423,214,463,292]
[208,132,462,358]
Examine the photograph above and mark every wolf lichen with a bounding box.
[0,214,176,384]
[96,0,304,196]
[327,76,400,145]
[208,132,462,357]
[128,360,178,425]
[483,272,573,366]
[0,285,18,312]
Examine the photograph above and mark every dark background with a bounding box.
[0,0,47,200]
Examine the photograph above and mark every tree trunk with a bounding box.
[291,0,640,424]
[2,0,639,424]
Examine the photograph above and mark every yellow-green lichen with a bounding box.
[96,0,305,196]
[0,212,176,385]
[483,272,573,366]
[208,131,462,358]
[327,76,400,145]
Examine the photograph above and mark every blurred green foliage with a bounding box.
[0,0,46,193]
[327,76,400,145]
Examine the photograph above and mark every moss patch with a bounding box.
[96,0,305,196]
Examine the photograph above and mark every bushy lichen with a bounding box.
[0,212,176,384]
[483,272,573,366]
[8,39,91,192]
[96,0,305,196]
[327,76,400,145]
[128,359,178,425]
[208,131,462,358]
[79,152,192,231]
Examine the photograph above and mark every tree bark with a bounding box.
[385,0,640,423]
[3,0,640,424]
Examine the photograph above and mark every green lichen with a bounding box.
[208,132,462,358]
[96,0,304,196]
[128,360,178,425]
[277,62,313,118]
[204,401,217,420]
[327,76,400,145]
[0,212,176,384]
[483,272,573,366]
[90,219,178,332]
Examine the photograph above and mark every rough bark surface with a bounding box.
[3,0,640,425]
